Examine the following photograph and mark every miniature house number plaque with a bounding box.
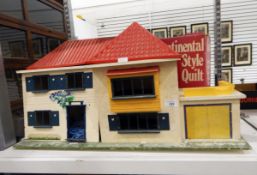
[165,99,178,107]
[163,34,210,88]
[118,57,128,63]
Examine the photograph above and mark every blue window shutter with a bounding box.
[50,111,59,126]
[49,75,66,90]
[158,113,170,130]
[28,112,36,126]
[108,115,119,131]
[26,77,34,92]
[83,72,93,88]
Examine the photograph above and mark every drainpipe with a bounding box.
[214,0,222,86]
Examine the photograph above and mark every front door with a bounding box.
[67,104,86,141]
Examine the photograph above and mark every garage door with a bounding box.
[185,104,231,139]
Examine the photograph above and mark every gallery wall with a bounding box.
[93,0,256,86]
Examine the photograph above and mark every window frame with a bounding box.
[66,72,84,90]
[117,112,160,133]
[34,110,51,128]
[27,0,65,33]
[111,75,156,100]
[32,75,49,92]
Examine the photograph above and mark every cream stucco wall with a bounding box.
[22,69,99,142]
[94,61,182,143]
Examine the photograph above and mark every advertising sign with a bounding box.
[162,34,210,88]
[240,91,257,109]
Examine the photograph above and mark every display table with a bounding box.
[1,112,257,174]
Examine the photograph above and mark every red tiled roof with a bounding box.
[27,38,112,70]
[27,22,180,70]
[90,22,180,64]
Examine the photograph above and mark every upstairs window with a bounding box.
[35,111,50,126]
[111,76,155,99]
[66,72,83,89]
[33,75,49,91]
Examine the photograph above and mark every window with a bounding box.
[66,72,83,89]
[35,111,50,126]
[32,33,63,59]
[0,26,28,59]
[0,0,24,19]
[28,0,65,32]
[33,75,49,91]
[118,113,159,131]
[108,113,170,132]
[28,111,59,127]
[111,76,155,99]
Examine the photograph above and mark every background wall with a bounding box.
[71,0,257,86]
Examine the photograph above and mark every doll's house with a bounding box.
[17,22,245,143]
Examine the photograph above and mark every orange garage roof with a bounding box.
[27,22,180,70]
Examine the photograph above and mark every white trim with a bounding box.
[16,58,179,74]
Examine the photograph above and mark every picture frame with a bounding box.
[221,21,233,43]
[47,38,61,52]
[170,26,186,37]
[221,68,233,83]
[32,38,43,58]
[234,44,252,66]
[222,46,232,67]
[191,23,209,35]
[8,40,26,58]
[151,28,168,38]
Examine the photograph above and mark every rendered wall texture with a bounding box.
[94,61,182,143]
[21,60,242,143]
[22,68,99,142]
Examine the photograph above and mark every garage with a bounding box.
[185,104,232,139]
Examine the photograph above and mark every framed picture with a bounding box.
[191,23,209,35]
[170,26,186,37]
[221,21,233,43]
[47,38,61,52]
[32,38,43,58]
[221,68,233,83]
[8,40,26,58]
[151,28,168,38]
[222,46,232,67]
[234,44,252,66]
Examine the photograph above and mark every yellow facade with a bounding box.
[108,72,161,113]
[94,61,182,143]
[183,81,235,97]
[185,105,231,139]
